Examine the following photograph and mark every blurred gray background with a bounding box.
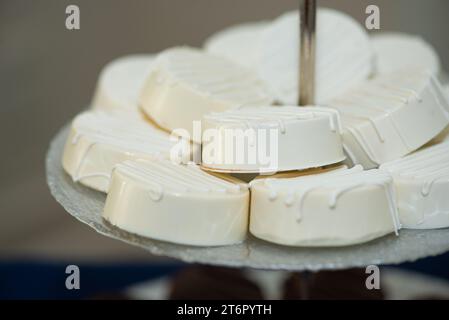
[1,0,448,263]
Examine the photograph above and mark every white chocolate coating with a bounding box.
[372,32,441,76]
[204,21,267,70]
[103,159,250,246]
[140,47,274,142]
[327,68,449,169]
[380,142,449,229]
[62,110,198,193]
[257,8,374,104]
[92,55,154,112]
[250,166,400,246]
[201,106,345,173]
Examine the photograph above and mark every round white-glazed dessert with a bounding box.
[249,165,401,246]
[62,110,198,193]
[103,159,250,246]
[201,106,345,173]
[139,46,274,142]
[257,8,374,104]
[327,68,449,169]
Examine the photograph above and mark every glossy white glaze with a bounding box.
[202,106,345,173]
[250,165,400,246]
[327,68,449,168]
[140,47,274,142]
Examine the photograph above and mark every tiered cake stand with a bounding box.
[46,1,449,270]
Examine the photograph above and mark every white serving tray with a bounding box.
[46,124,449,271]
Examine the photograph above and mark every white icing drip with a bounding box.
[205,106,342,136]
[113,163,166,200]
[368,118,385,143]
[412,161,449,179]
[117,159,245,194]
[381,142,449,173]
[346,126,379,163]
[284,191,295,207]
[328,69,447,162]
[421,172,449,197]
[148,185,164,201]
[377,83,422,102]
[277,119,286,134]
[328,183,364,209]
[350,87,409,104]
[151,47,272,106]
[381,143,449,193]
[260,167,399,233]
[67,111,192,187]
[380,142,449,230]
[342,143,358,165]
[296,188,313,222]
[264,179,278,201]
[72,111,177,155]
[268,189,278,201]
[383,182,401,235]
[73,141,97,182]
[313,107,343,133]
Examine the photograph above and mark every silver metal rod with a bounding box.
[299,0,316,106]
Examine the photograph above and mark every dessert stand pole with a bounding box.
[298,0,316,106]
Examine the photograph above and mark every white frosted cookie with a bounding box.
[204,21,267,69]
[139,47,274,142]
[327,68,449,169]
[372,32,441,76]
[103,159,250,246]
[380,142,449,229]
[92,55,154,112]
[201,106,345,173]
[62,110,198,193]
[257,8,374,104]
[250,165,400,247]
